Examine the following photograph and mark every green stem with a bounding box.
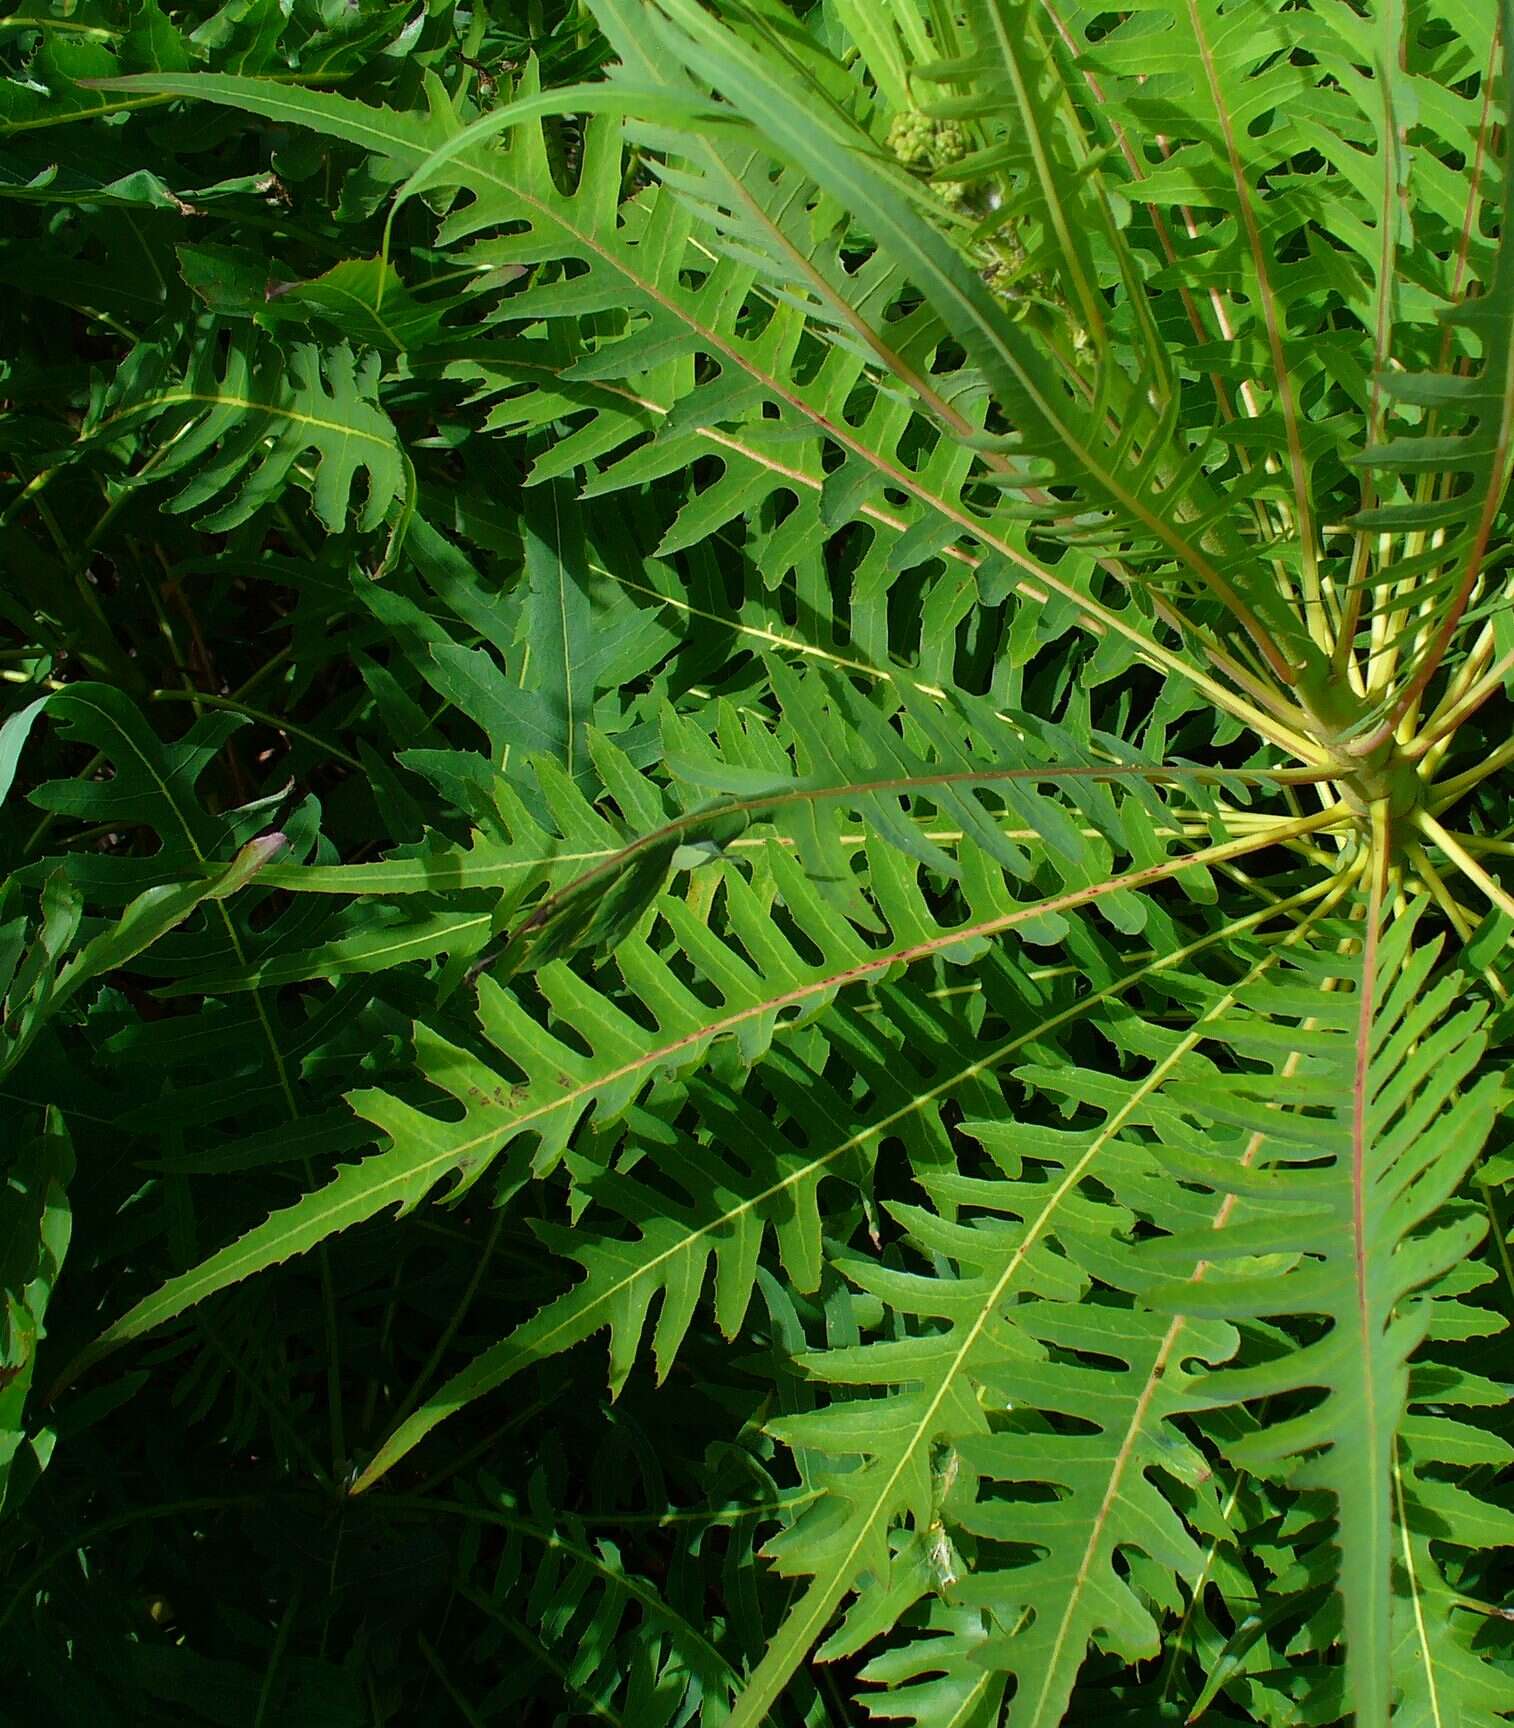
[146,688,363,769]
[1415,809,1514,924]
[385,1208,507,1437]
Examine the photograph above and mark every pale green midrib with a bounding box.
[89,388,394,449]
[154,911,494,995]
[79,815,1342,1402]
[129,71,1311,749]
[728,882,1350,1728]
[352,870,1343,1498]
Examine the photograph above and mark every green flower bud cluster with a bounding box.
[931,121,968,166]
[886,109,937,168]
[886,112,971,205]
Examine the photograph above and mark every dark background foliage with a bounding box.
[0,6,780,1723]
[3,3,1513,1725]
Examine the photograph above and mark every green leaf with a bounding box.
[3,831,286,1075]
[82,320,407,533]
[0,1112,73,1520]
